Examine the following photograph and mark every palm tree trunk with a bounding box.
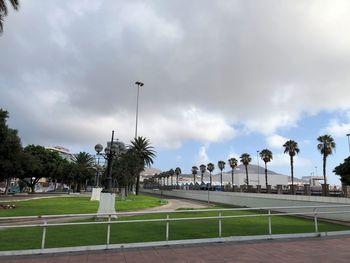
[176,175,179,186]
[201,173,204,184]
[245,165,249,186]
[4,177,11,195]
[290,155,294,194]
[231,170,234,186]
[323,154,327,185]
[193,174,196,184]
[220,171,223,187]
[135,174,140,195]
[265,162,268,188]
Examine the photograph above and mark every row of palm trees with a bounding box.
[149,134,336,195]
[167,135,335,193]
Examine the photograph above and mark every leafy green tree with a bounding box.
[191,166,198,184]
[283,140,300,194]
[0,0,19,33]
[260,149,273,188]
[199,164,206,184]
[207,163,214,186]
[317,135,336,185]
[129,136,156,195]
[218,160,225,187]
[21,145,63,193]
[175,167,181,186]
[112,151,138,193]
[0,109,22,194]
[228,158,238,186]
[334,157,350,185]
[240,153,251,186]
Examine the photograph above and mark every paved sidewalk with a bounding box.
[1,236,349,263]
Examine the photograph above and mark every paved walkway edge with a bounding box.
[2,230,350,257]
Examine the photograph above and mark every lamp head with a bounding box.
[135,81,144,86]
[94,144,103,154]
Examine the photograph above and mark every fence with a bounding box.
[1,205,350,256]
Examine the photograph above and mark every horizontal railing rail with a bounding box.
[1,204,350,255]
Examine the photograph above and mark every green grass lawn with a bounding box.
[1,209,349,251]
[0,194,165,217]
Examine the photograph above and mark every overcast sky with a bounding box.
[1,0,350,184]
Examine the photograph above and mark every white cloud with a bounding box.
[266,134,289,149]
[139,106,236,149]
[197,145,209,165]
[322,119,350,137]
[269,153,312,168]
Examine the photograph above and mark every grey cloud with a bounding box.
[1,0,350,147]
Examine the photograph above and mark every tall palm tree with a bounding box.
[129,136,156,195]
[259,149,273,188]
[175,167,181,186]
[218,160,225,187]
[283,140,300,194]
[199,164,206,184]
[240,153,251,186]
[317,134,336,186]
[228,158,238,186]
[191,166,198,184]
[207,163,215,186]
[0,0,19,33]
[169,168,175,187]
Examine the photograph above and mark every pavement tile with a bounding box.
[3,236,350,263]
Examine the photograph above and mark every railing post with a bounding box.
[41,219,47,250]
[313,208,319,233]
[268,209,272,235]
[107,214,111,247]
[166,214,170,241]
[218,212,222,237]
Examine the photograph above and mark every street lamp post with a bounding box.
[95,130,126,193]
[257,150,260,185]
[94,147,102,187]
[347,133,350,154]
[135,81,144,138]
[94,130,126,214]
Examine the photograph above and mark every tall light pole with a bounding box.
[135,81,144,138]
[347,133,350,154]
[257,150,260,185]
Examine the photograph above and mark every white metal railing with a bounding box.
[1,205,350,254]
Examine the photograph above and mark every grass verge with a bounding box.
[0,209,349,251]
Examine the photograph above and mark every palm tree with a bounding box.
[283,140,300,194]
[240,153,251,186]
[218,160,225,188]
[72,152,95,192]
[199,164,206,184]
[175,167,181,186]
[169,168,175,187]
[259,149,273,188]
[207,163,215,186]
[0,0,19,33]
[129,136,156,195]
[317,135,336,186]
[191,166,198,184]
[228,158,238,186]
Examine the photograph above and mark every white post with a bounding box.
[218,212,222,237]
[41,219,47,250]
[268,210,272,235]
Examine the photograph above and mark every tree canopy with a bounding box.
[334,157,350,186]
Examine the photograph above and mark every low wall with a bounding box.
[142,189,350,222]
